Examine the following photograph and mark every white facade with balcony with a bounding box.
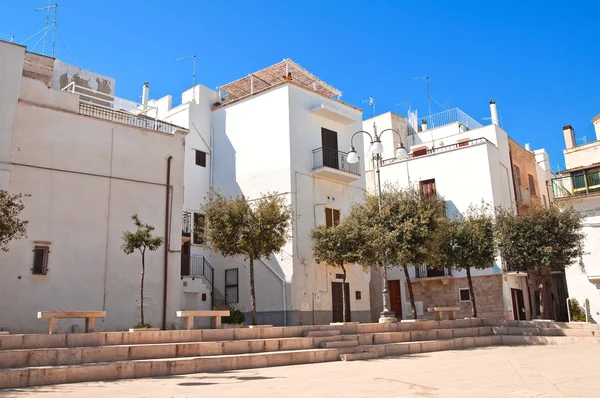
[554,122,600,323]
[0,41,186,333]
[361,105,540,322]
[152,60,371,325]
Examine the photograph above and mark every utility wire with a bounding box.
[27,27,49,54]
[58,28,80,67]
[20,25,49,45]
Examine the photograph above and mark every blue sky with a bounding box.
[2,1,599,170]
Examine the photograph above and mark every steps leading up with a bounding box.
[2,318,599,389]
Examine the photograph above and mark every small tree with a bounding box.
[495,205,585,319]
[0,190,29,252]
[429,204,495,317]
[310,217,366,323]
[202,191,292,325]
[121,214,164,328]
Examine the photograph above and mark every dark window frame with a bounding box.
[32,246,49,275]
[459,288,470,302]
[325,207,341,228]
[419,178,437,200]
[193,213,205,245]
[225,268,239,303]
[195,150,207,167]
[528,174,537,196]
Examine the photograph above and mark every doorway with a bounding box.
[321,128,339,169]
[511,288,526,320]
[332,282,351,323]
[181,240,190,276]
[387,280,403,319]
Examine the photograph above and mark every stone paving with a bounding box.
[1,345,598,397]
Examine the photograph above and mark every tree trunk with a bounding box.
[249,257,258,325]
[140,250,145,325]
[403,265,417,320]
[341,263,348,323]
[466,266,477,318]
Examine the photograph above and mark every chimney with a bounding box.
[489,101,499,126]
[142,82,150,111]
[525,143,531,151]
[592,114,600,141]
[563,125,575,149]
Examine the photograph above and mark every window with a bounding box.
[325,207,340,228]
[225,268,239,303]
[32,246,49,275]
[528,174,537,196]
[195,150,207,167]
[193,213,205,244]
[419,179,436,200]
[459,288,470,302]
[543,195,547,208]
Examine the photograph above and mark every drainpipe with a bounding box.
[162,156,172,330]
[258,258,287,326]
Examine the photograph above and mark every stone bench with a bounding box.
[176,310,230,330]
[427,306,460,321]
[38,311,106,334]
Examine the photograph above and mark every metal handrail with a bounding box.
[421,108,483,131]
[552,170,600,199]
[312,147,360,175]
[415,264,451,278]
[382,137,493,165]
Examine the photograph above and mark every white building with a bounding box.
[553,120,600,322]
[360,104,556,321]
[152,60,371,325]
[0,40,187,333]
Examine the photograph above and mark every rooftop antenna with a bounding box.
[34,1,58,57]
[410,76,431,116]
[175,54,197,86]
[394,101,412,111]
[361,96,375,117]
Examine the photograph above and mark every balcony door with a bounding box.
[321,128,339,169]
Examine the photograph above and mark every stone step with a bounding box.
[0,337,316,369]
[320,340,359,349]
[0,348,341,389]
[303,330,341,337]
[491,326,598,337]
[340,351,378,361]
[501,335,600,346]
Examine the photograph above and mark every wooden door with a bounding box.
[181,241,190,276]
[321,128,339,169]
[388,280,402,319]
[511,288,526,320]
[332,282,351,323]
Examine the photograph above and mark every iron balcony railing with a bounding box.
[421,108,483,131]
[182,212,191,237]
[78,103,181,134]
[552,170,600,199]
[312,147,360,175]
[415,264,452,279]
[181,254,234,310]
[382,137,492,165]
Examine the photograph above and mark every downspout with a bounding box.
[258,258,287,326]
[163,156,172,330]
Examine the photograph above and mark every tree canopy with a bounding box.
[0,190,28,252]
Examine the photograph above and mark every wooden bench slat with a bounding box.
[176,310,230,317]
[38,311,106,319]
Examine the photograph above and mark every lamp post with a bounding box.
[347,122,408,323]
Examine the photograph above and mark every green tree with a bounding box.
[495,206,585,319]
[202,191,292,325]
[310,216,367,323]
[430,204,495,318]
[347,185,445,320]
[121,214,164,327]
[0,190,29,252]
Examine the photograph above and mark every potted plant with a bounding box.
[568,298,586,322]
[222,309,245,329]
[421,118,428,131]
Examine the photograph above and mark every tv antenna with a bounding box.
[410,76,431,116]
[361,96,375,117]
[175,54,197,86]
[34,1,58,57]
[394,101,412,111]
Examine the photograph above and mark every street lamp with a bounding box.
[347,122,408,323]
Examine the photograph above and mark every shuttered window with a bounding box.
[325,208,340,228]
[32,246,49,275]
[528,174,537,196]
[419,179,436,200]
[225,269,239,303]
[195,150,207,167]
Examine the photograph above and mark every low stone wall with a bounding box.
[407,274,505,320]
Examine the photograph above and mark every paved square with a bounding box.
[2,345,598,397]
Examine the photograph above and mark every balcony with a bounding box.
[413,264,452,285]
[312,147,360,183]
[552,170,600,200]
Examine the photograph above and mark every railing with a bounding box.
[62,82,182,134]
[421,108,483,131]
[552,170,600,199]
[415,264,451,278]
[312,147,360,175]
[382,137,492,165]
[182,212,191,237]
[182,255,233,310]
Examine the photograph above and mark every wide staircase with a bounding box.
[1,319,598,389]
